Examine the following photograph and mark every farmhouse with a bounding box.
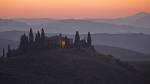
[47,34,73,48]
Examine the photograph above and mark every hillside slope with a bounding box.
[0,48,147,84]
[0,19,29,32]
[0,31,149,55]
[92,33,150,55]
[95,45,150,61]
[0,39,18,56]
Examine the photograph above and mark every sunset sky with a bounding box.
[0,0,150,19]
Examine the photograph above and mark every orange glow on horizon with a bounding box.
[0,0,150,19]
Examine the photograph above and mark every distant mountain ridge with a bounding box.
[31,19,150,34]
[0,12,150,34]
[114,12,150,28]
[90,12,150,28]
[0,19,29,31]
[26,12,150,34]
[14,18,55,25]
[127,12,150,19]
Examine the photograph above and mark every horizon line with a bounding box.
[0,11,149,20]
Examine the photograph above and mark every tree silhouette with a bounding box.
[19,34,29,53]
[29,28,34,50]
[41,28,45,41]
[74,31,80,48]
[35,31,41,49]
[1,48,5,58]
[87,32,92,47]
[6,29,94,56]
[7,45,11,57]
[65,36,68,48]
[41,28,46,48]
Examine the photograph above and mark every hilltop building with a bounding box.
[47,34,73,48]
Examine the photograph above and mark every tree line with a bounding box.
[74,31,92,48]
[1,28,93,58]
[6,28,47,57]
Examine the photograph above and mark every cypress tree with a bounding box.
[1,48,5,58]
[74,31,80,48]
[19,34,24,51]
[29,28,34,50]
[19,34,29,53]
[41,28,45,41]
[3,48,5,57]
[65,36,68,48]
[35,31,41,49]
[87,32,92,47]
[7,45,11,57]
[24,34,29,51]
[41,28,45,48]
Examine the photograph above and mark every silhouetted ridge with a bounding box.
[0,48,142,84]
[0,29,148,84]
[5,29,93,58]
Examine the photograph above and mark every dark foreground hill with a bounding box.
[0,48,148,84]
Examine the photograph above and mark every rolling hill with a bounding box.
[0,48,146,84]
[1,12,150,34]
[0,19,29,32]
[89,12,150,28]
[13,12,150,29]
[31,19,150,34]
[95,45,150,61]
[113,12,150,28]
[0,31,150,55]
[14,18,55,25]
[91,33,150,55]
[0,38,18,57]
